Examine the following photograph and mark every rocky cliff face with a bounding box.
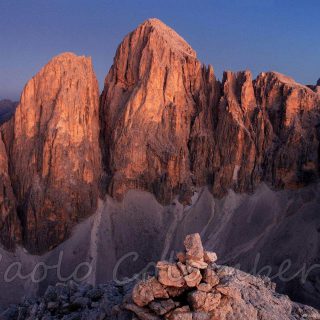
[0,18,319,263]
[0,53,102,253]
[100,18,220,202]
[101,18,320,202]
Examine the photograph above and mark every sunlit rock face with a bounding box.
[100,18,220,202]
[0,18,319,256]
[253,72,320,189]
[4,53,102,253]
[101,18,320,202]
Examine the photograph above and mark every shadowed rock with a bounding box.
[0,99,17,125]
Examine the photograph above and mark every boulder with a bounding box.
[196,283,213,293]
[166,306,193,320]
[203,268,220,287]
[184,269,202,287]
[203,251,217,264]
[157,262,185,288]
[188,291,221,312]
[149,299,176,316]
[132,277,168,307]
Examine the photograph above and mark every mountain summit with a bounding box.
[100,18,217,202]
[138,18,197,57]
[1,52,102,252]
[100,18,320,202]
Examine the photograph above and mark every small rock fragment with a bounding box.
[204,251,217,264]
[132,281,154,307]
[188,290,206,310]
[177,262,188,276]
[204,292,221,311]
[187,260,208,269]
[157,262,185,288]
[192,311,212,320]
[184,268,202,287]
[203,268,220,287]
[149,299,176,315]
[184,233,204,262]
[125,303,161,320]
[176,252,186,263]
[165,286,186,298]
[216,284,241,300]
[166,306,193,320]
[132,277,168,307]
[197,283,212,293]
[149,277,170,299]
[188,291,221,312]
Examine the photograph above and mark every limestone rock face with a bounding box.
[101,18,320,202]
[0,18,319,256]
[253,72,320,189]
[211,70,258,196]
[213,70,320,195]
[6,53,102,252]
[100,18,219,202]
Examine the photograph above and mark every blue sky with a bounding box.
[1,0,319,100]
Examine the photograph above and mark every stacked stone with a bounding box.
[125,233,223,320]
[2,234,320,320]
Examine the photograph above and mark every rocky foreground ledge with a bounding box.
[1,234,320,320]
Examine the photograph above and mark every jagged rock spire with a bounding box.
[5,52,102,253]
[101,18,320,203]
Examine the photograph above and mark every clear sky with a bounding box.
[1,0,319,100]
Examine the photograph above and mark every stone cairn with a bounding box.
[124,233,222,320]
[2,233,320,320]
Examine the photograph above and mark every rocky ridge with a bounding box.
[0,17,319,271]
[1,234,320,320]
[101,18,320,203]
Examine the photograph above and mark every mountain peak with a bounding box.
[44,52,92,68]
[257,71,313,91]
[8,48,101,253]
[135,18,196,58]
[143,17,167,27]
